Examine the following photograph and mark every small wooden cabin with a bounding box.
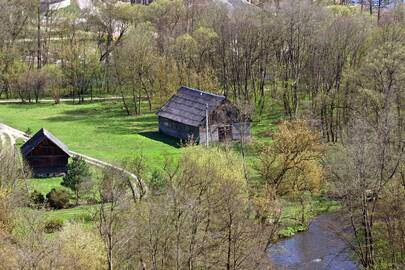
[157,87,251,144]
[21,128,71,177]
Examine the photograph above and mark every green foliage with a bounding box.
[25,128,32,135]
[55,223,107,269]
[43,64,64,104]
[46,189,70,210]
[29,177,64,196]
[42,205,97,224]
[278,195,340,238]
[327,5,358,16]
[179,147,248,195]
[123,154,147,179]
[113,22,159,115]
[14,138,25,147]
[257,120,323,195]
[278,224,307,238]
[43,218,64,233]
[149,169,167,192]
[62,156,91,192]
[30,190,45,206]
[62,156,91,204]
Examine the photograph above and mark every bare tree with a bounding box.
[98,167,135,270]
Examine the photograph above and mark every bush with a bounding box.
[43,218,64,233]
[278,224,307,239]
[25,128,32,135]
[62,156,92,205]
[30,190,45,206]
[86,197,98,205]
[149,169,167,193]
[55,223,107,268]
[46,189,69,209]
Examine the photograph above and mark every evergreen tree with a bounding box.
[62,156,91,205]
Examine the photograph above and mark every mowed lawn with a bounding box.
[0,101,181,168]
[29,177,64,195]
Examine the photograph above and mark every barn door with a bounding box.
[218,126,232,142]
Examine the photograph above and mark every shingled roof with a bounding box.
[21,128,71,157]
[157,87,226,127]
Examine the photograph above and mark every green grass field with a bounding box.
[29,177,65,195]
[42,205,96,223]
[2,99,334,231]
[0,100,282,166]
[0,101,181,169]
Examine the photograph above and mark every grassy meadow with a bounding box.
[0,101,181,168]
[1,99,335,235]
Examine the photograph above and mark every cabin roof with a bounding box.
[157,86,226,127]
[21,128,71,157]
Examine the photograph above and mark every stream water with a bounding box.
[269,214,358,270]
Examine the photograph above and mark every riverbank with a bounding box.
[278,195,341,238]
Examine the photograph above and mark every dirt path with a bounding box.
[0,133,6,147]
[0,123,145,198]
[0,124,29,146]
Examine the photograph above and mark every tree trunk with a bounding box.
[121,91,130,116]
[37,7,42,70]
[76,190,79,206]
[226,213,233,270]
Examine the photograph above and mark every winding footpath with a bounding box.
[0,123,29,147]
[0,123,144,198]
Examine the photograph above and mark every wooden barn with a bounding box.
[157,87,251,144]
[21,128,71,177]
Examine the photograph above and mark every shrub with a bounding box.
[278,224,307,239]
[149,169,167,192]
[30,190,45,206]
[25,128,32,135]
[86,197,98,205]
[46,189,69,209]
[62,156,92,206]
[43,218,64,233]
[55,223,107,268]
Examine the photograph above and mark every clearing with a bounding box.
[1,99,337,235]
[0,101,181,168]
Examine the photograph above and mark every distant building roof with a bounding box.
[40,0,71,12]
[21,128,70,157]
[157,87,226,127]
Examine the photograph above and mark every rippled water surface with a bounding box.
[269,214,358,270]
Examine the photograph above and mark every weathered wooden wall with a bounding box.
[199,126,219,144]
[159,117,199,141]
[26,138,69,177]
[232,122,251,141]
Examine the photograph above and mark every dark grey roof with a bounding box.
[21,128,70,157]
[157,87,226,127]
[40,0,66,3]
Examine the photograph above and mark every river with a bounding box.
[268,214,358,270]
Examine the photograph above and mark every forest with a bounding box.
[0,0,404,269]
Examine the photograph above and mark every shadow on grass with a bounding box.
[1,102,55,109]
[44,102,159,135]
[138,131,181,148]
